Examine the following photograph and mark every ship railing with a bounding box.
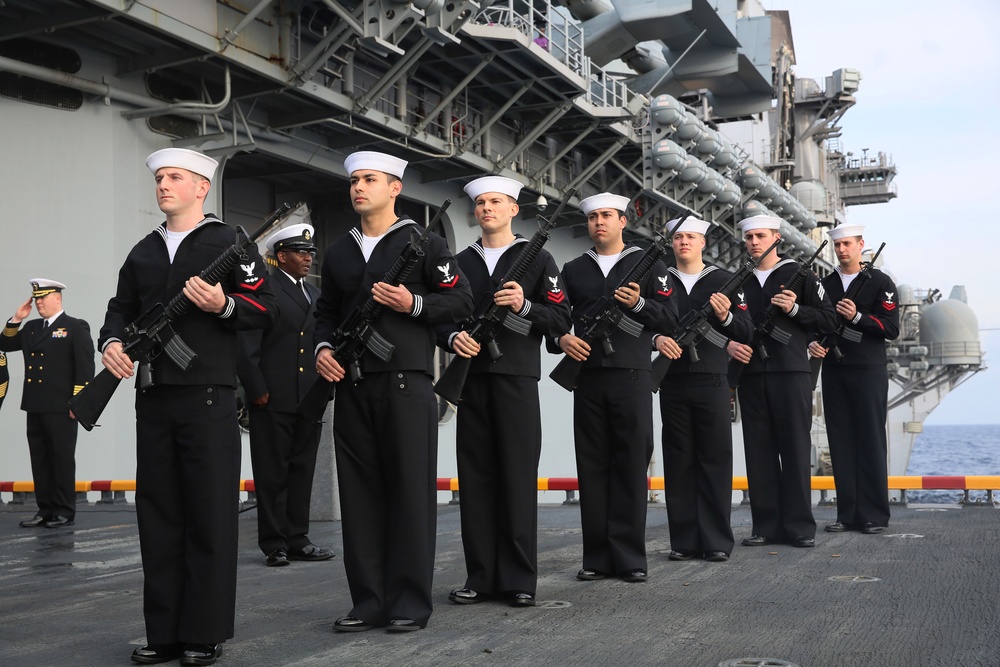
[4,477,997,508]
[473,1,587,78]
[582,63,633,110]
[468,1,637,120]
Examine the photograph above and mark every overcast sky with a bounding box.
[765,0,1000,424]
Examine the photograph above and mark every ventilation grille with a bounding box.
[0,38,83,110]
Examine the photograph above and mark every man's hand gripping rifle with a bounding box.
[809,242,886,388]
[298,200,452,424]
[548,214,689,392]
[650,235,780,391]
[69,203,296,431]
[433,191,576,405]
[751,239,828,363]
[727,239,828,389]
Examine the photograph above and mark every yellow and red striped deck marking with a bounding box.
[3,476,1000,494]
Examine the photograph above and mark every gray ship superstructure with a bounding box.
[0,0,982,488]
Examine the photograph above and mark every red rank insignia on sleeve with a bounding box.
[545,275,566,303]
[882,291,896,311]
[437,262,459,288]
[656,275,672,298]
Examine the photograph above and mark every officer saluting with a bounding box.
[238,223,335,567]
[1,279,95,529]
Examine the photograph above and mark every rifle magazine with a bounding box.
[617,314,643,337]
[163,334,198,370]
[769,325,792,345]
[841,327,863,343]
[703,327,729,349]
[502,312,532,336]
[364,329,395,362]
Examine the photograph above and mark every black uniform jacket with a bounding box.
[664,266,754,375]
[820,266,900,366]
[1,312,95,412]
[237,269,319,412]
[314,217,474,374]
[0,350,8,411]
[742,258,837,374]
[436,237,571,379]
[99,217,276,387]
[549,244,679,370]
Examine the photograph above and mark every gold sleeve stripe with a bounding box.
[3,325,18,337]
[0,381,7,398]
[73,385,86,395]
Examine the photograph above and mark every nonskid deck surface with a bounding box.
[1,502,997,667]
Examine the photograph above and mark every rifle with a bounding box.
[70,203,296,431]
[298,200,452,423]
[650,235,780,391]
[809,242,886,388]
[728,239,828,389]
[433,191,576,404]
[549,214,689,392]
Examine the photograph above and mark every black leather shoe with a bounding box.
[509,593,536,607]
[448,587,490,604]
[386,618,421,633]
[668,550,697,561]
[265,549,289,567]
[288,544,335,561]
[43,516,74,528]
[824,522,847,533]
[741,535,773,547]
[333,616,372,632]
[861,522,885,535]
[576,568,608,581]
[131,644,182,664]
[620,569,647,583]
[703,551,729,562]
[19,515,49,528]
[179,643,222,666]
[791,536,815,548]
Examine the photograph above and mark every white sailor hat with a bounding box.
[266,223,317,253]
[29,278,66,298]
[736,214,782,233]
[146,148,219,184]
[669,216,711,235]
[344,151,407,178]
[464,176,524,201]
[827,224,865,240]
[579,193,631,215]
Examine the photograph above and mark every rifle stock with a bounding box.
[301,200,452,423]
[434,190,576,404]
[550,213,689,392]
[809,241,886,389]
[69,202,296,431]
[69,368,122,430]
[650,236,780,391]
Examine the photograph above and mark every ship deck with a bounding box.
[1,501,997,667]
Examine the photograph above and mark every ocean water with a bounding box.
[904,424,1000,503]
